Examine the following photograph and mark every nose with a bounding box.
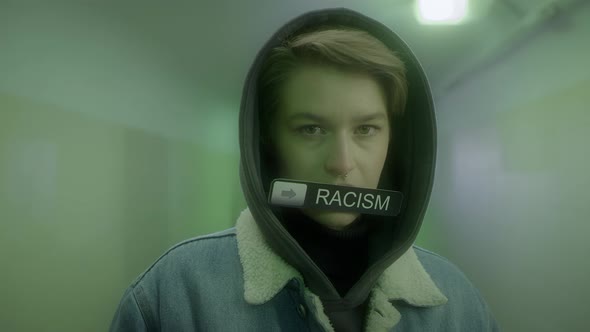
[324,134,354,178]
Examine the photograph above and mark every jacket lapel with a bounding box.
[235,208,301,304]
[235,207,447,331]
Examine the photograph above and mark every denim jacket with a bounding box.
[110,208,499,331]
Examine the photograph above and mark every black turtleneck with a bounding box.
[281,208,369,297]
[280,208,372,331]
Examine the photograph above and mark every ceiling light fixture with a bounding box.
[416,0,469,24]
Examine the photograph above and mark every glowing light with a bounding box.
[416,0,468,24]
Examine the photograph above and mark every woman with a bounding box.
[110,8,499,331]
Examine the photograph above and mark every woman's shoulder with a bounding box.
[131,228,240,287]
[410,245,500,330]
[412,245,474,284]
[411,245,490,306]
[111,228,246,330]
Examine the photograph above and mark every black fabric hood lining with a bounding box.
[238,7,436,305]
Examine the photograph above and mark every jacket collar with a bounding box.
[235,208,447,330]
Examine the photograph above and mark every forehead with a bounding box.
[279,64,387,120]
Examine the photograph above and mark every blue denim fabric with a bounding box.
[109,228,500,331]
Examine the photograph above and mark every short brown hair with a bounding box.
[258,26,408,145]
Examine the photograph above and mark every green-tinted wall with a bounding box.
[0,94,244,331]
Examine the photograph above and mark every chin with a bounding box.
[302,209,360,230]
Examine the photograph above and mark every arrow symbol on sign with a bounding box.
[281,189,296,199]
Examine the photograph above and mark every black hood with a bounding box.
[238,8,436,308]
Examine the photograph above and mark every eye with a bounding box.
[297,125,325,136]
[357,125,381,136]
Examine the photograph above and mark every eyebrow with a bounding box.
[288,112,387,123]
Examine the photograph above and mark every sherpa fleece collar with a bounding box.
[235,208,448,331]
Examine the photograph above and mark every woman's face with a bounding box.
[271,64,391,230]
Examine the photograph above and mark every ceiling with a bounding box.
[85,0,549,98]
[1,0,584,151]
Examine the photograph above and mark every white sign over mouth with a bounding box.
[268,178,403,216]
